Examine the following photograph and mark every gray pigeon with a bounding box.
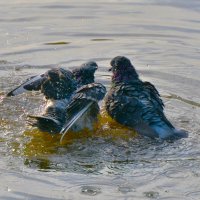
[6,62,98,98]
[105,56,188,140]
[6,67,76,100]
[27,62,106,139]
[27,68,77,133]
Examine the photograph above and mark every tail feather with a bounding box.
[27,115,62,134]
[151,124,188,140]
[173,129,188,138]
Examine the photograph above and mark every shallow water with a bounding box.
[0,0,200,199]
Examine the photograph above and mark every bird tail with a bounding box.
[151,124,188,140]
[172,128,188,139]
[27,115,62,134]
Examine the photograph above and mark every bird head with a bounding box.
[109,56,133,72]
[47,68,60,82]
[109,56,139,83]
[72,61,98,86]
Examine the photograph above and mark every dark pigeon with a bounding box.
[6,67,76,99]
[27,68,77,133]
[6,61,98,98]
[28,62,106,139]
[105,56,188,140]
[59,62,106,142]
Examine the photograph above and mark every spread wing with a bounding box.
[6,74,46,97]
[60,83,106,143]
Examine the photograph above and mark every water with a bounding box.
[0,0,200,199]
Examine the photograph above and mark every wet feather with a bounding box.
[105,56,188,140]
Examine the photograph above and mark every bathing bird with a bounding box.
[6,61,98,98]
[6,67,76,99]
[58,62,106,142]
[105,56,188,140]
[27,68,77,133]
[27,61,106,139]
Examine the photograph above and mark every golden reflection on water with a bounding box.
[22,110,138,158]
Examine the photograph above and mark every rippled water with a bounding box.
[0,0,200,199]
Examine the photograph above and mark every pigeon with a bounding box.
[59,62,106,142]
[27,68,77,133]
[6,61,98,98]
[27,61,106,139]
[105,56,188,140]
[6,67,76,99]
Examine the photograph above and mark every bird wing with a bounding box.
[59,83,106,143]
[6,74,46,97]
[143,81,164,111]
[27,114,62,134]
[60,101,94,143]
[6,68,74,97]
[75,83,107,101]
[143,81,174,129]
[106,83,162,138]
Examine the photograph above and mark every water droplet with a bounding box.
[118,186,133,193]
[144,191,159,198]
[81,185,101,196]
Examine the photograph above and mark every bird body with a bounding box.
[105,56,187,140]
[25,61,106,139]
[40,68,76,100]
[27,68,77,133]
[6,67,76,100]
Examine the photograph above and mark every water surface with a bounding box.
[0,0,200,199]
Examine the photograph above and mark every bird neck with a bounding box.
[76,76,95,86]
[112,68,139,84]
